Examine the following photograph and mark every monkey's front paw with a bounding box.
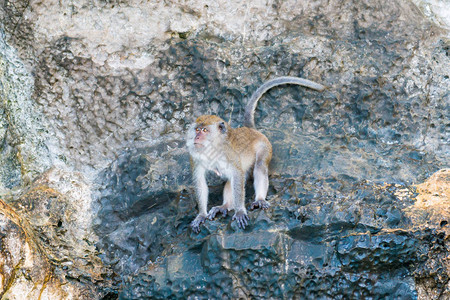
[251,199,270,210]
[232,210,249,229]
[190,215,207,233]
[207,206,228,220]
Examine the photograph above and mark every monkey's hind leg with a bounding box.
[232,210,249,229]
[190,167,210,233]
[231,173,249,229]
[190,215,207,233]
[251,153,271,210]
[207,180,233,220]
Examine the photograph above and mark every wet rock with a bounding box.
[0,0,448,299]
[93,144,190,275]
[120,172,449,299]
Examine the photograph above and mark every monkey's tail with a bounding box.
[243,76,326,128]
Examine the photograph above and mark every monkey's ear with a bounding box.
[218,122,227,134]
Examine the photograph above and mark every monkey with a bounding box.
[186,76,325,233]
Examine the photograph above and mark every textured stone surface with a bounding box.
[1,0,446,175]
[118,171,450,299]
[0,0,449,299]
[0,197,99,299]
[0,30,53,191]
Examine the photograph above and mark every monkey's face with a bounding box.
[186,115,229,159]
[194,126,209,149]
[192,121,225,150]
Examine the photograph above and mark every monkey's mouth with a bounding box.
[194,142,204,149]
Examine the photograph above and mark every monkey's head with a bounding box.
[186,115,229,157]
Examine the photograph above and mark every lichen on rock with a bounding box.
[0,30,52,191]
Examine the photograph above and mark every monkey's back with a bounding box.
[227,127,272,170]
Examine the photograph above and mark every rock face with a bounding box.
[0,0,449,299]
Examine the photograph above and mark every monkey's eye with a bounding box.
[195,127,200,132]
[202,128,208,133]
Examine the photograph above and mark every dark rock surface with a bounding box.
[0,0,449,299]
[116,171,450,299]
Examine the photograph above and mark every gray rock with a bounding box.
[0,0,448,299]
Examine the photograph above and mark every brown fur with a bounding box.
[195,115,224,126]
[187,115,272,232]
[187,76,325,233]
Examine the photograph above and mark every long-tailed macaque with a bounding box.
[186,76,325,233]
